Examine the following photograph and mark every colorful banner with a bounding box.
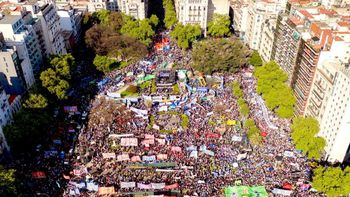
[157,154,168,160]
[171,146,182,152]
[224,186,268,197]
[98,187,115,195]
[142,155,156,162]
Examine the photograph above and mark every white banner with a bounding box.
[120,182,136,188]
[102,153,116,159]
[130,107,148,115]
[117,154,130,161]
[120,138,138,146]
[109,134,134,138]
[151,183,165,189]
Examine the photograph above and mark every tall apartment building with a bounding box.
[258,17,277,62]
[0,44,25,94]
[305,61,350,162]
[35,3,67,55]
[88,0,107,12]
[57,7,83,51]
[231,1,249,39]
[174,0,230,30]
[0,15,36,91]
[244,0,287,50]
[272,4,350,115]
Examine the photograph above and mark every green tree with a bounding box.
[0,166,17,196]
[249,50,263,67]
[192,39,249,74]
[207,14,231,37]
[40,68,69,100]
[291,117,326,159]
[163,0,177,28]
[93,55,118,73]
[170,23,202,49]
[231,81,244,98]
[149,14,159,27]
[312,166,350,196]
[254,61,295,118]
[121,18,155,46]
[23,94,48,109]
[244,119,255,129]
[92,10,111,25]
[4,109,53,153]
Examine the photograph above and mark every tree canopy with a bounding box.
[244,118,263,145]
[121,16,157,46]
[40,54,74,100]
[312,166,350,196]
[85,12,148,64]
[0,165,17,196]
[23,93,48,109]
[93,55,119,74]
[207,14,231,37]
[4,109,53,153]
[291,117,326,159]
[163,0,177,28]
[170,23,202,49]
[249,50,263,67]
[192,39,249,74]
[254,61,295,118]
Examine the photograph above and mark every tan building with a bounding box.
[174,0,230,30]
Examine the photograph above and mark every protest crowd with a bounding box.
[62,31,312,196]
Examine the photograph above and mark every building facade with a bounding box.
[0,16,36,91]
[118,0,148,20]
[35,3,67,55]
[305,61,350,162]
[174,0,229,30]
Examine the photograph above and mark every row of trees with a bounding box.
[192,39,249,74]
[254,61,296,118]
[291,117,326,160]
[244,119,263,145]
[231,81,249,117]
[312,166,350,196]
[163,0,177,28]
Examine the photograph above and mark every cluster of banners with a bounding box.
[120,182,179,190]
[102,153,169,162]
[185,145,215,159]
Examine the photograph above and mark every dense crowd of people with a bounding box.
[62,31,312,196]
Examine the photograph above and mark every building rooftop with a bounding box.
[0,14,21,25]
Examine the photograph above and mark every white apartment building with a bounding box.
[57,8,83,42]
[244,0,287,50]
[258,17,276,62]
[35,3,67,55]
[231,2,249,39]
[174,0,229,30]
[0,16,36,91]
[306,61,350,163]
